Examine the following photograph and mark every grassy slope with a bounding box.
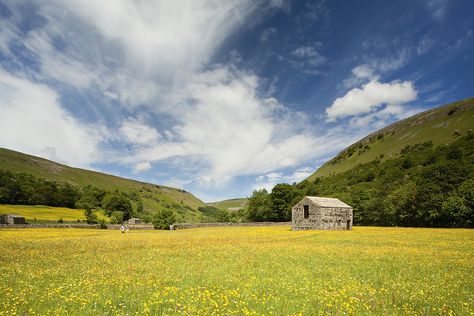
[308,97,474,181]
[0,148,205,221]
[207,198,248,211]
[0,204,109,222]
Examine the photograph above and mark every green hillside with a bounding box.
[0,148,205,222]
[207,198,248,211]
[295,97,474,227]
[309,97,474,181]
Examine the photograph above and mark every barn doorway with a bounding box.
[303,205,309,219]
[346,220,351,230]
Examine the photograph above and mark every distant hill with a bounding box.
[207,198,248,212]
[0,148,205,222]
[298,97,474,227]
[308,97,474,181]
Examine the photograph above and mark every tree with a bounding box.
[442,196,470,227]
[76,195,99,224]
[55,183,79,208]
[83,209,98,224]
[198,206,229,222]
[270,183,300,221]
[101,193,133,221]
[383,182,417,226]
[76,194,98,212]
[110,211,124,224]
[153,209,176,230]
[246,189,273,221]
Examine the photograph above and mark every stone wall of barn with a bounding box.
[292,201,353,230]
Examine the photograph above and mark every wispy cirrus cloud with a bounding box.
[0,0,329,188]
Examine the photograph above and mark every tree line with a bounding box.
[0,171,143,224]
[245,133,474,228]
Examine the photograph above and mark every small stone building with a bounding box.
[0,214,26,225]
[292,196,353,230]
[128,218,142,225]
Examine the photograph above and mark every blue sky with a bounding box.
[0,0,473,202]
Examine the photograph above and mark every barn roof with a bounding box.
[306,196,352,208]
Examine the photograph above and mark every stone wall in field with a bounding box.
[173,222,291,230]
[292,201,353,231]
[0,222,290,230]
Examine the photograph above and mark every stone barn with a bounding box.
[128,218,142,225]
[292,196,353,231]
[0,214,26,225]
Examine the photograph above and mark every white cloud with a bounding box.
[0,1,366,194]
[0,69,103,167]
[326,79,417,121]
[119,117,160,146]
[291,44,327,66]
[260,27,277,42]
[133,161,152,173]
[417,35,435,55]
[343,64,377,88]
[371,48,411,73]
[49,0,258,78]
[343,48,411,89]
[119,66,320,185]
[253,167,314,192]
[352,64,375,79]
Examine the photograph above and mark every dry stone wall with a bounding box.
[174,222,291,229]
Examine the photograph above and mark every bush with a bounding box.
[58,218,64,223]
[109,211,124,224]
[83,209,98,224]
[98,219,108,229]
[153,209,176,230]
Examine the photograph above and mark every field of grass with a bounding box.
[0,226,472,315]
[0,204,109,222]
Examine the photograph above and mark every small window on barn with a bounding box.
[303,205,309,219]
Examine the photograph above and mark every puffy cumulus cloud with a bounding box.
[119,117,160,146]
[326,79,417,121]
[352,64,375,79]
[0,70,103,167]
[133,161,152,173]
[120,66,320,185]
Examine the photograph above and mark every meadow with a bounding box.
[0,204,109,222]
[0,226,472,315]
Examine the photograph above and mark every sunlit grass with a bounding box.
[0,204,109,222]
[0,226,472,315]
